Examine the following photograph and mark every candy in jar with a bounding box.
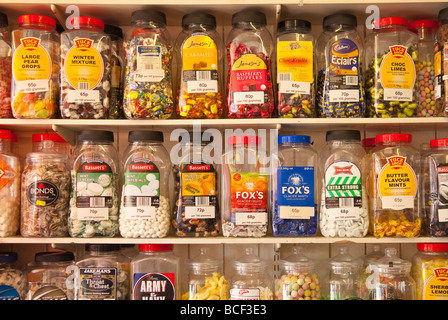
[0,252,26,300]
[105,24,124,119]
[123,9,174,119]
[225,10,275,118]
[0,12,12,118]
[60,16,111,119]
[175,12,223,119]
[11,14,59,119]
[434,8,448,116]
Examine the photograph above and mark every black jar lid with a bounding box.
[128,130,164,143]
[439,7,448,25]
[178,131,214,144]
[232,10,266,26]
[277,19,311,33]
[85,244,120,252]
[35,251,75,263]
[0,252,17,263]
[131,9,166,26]
[77,130,114,142]
[0,12,7,28]
[182,12,216,29]
[104,24,123,39]
[326,130,361,141]
[323,13,357,30]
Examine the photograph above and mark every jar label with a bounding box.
[0,157,16,191]
[328,39,360,103]
[379,45,416,101]
[135,45,165,82]
[230,288,260,300]
[31,285,68,300]
[423,267,448,300]
[434,49,442,100]
[78,267,117,300]
[13,37,51,93]
[436,165,448,222]
[231,54,268,105]
[26,180,59,207]
[277,40,313,94]
[133,273,176,300]
[378,156,417,209]
[0,285,20,300]
[324,160,362,220]
[277,166,315,219]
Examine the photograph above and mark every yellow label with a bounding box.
[64,38,103,90]
[378,156,417,198]
[423,267,448,300]
[13,37,51,81]
[435,50,442,77]
[277,41,313,83]
[232,53,266,71]
[181,171,216,196]
[379,45,416,89]
[182,35,217,71]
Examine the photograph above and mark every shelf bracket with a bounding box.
[52,125,77,146]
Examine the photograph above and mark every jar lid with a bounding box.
[375,133,412,143]
[373,16,408,28]
[0,12,7,27]
[323,13,357,29]
[278,135,311,144]
[104,24,123,38]
[372,248,411,273]
[35,251,75,263]
[326,130,360,142]
[228,135,260,145]
[0,129,11,140]
[328,246,362,274]
[232,10,266,26]
[362,137,376,147]
[131,9,166,25]
[128,130,164,143]
[178,131,214,144]
[277,19,311,33]
[407,19,439,31]
[364,244,384,263]
[279,246,315,269]
[187,248,221,273]
[32,133,66,143]
[86,244,120,252]
[139,244,173,252]
[67,16,104,29]
[417,243,448,252]
[19,14,56,27]
[182,12,216,29]
[233,248,267,273]
[77,130,114,142]
[438,7,448,25]
[0,252,17,263]
[430,138,448,148]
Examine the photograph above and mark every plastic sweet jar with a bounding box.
[0,11,12,118]
[412,243,448,300]
[276,19,315,118]
[360,244,384,297]
[275,246,320,300]
[11,14,59,119]
[315,13,364,118]
[175,12,223,119]
[362,137,376,155]
[182,247,228,300]
[0,252,26,300]
[434,8,448,116]
[423,138,448,236]
[20,139,70,237]
[75,244,130,300]
[370,133,421,237]
[225,10,275,118]
[319,130,369,238]
[230,247,273,300]
[364,247,416,300]
[271,135,318,237]
[0,129,21,237]
[221,136,269,237]
[119,130,171,238]
[60,16,111,119]
[123,9,174,119]
[364,17,418,118]
[131,244,180,300]
[408,20,440,117]
[172,131,220,237]
[32,133,70,155]
[25,251,75,300]
[68,130,120,237]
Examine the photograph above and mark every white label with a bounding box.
[185,206,215,219]
[187,80,218,93]
[279,206,313,219]
[77,207,109,220]
[16,79,49,93]
[382,195,414,210]
[329,89,359,102]
[230,288,260,300]
[279,81,310,94]
[235,212,267,225]
[233,91,264,105]
[124,206,156,220]
[324,207,361,221]
[134,69,165,82]
[384,88,413,101]
[67,89,100,103]
[438,209,448,222]
[435,84,442,100]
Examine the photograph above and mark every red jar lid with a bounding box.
[362,137,376,147]
[228,136,260,145]
[0,129,11,140]
[374,16,408,28]
[139,244,173,252]
[18,15,56,27]
[408,19,439,31]
[417,243,448,252]
[32,133,66,143]
[430,138,448,148]
[376,133,412,143]
[67,16,104,29]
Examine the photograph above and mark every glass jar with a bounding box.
[365,17,418,118]
[225,10,275,118]
[435,8,448,116]
[0,130,20,237]
[123,9,174,119]
[21,139,70,237]
[222,135,269,237]
[408,20,440,117]
[75,244,130,300]
[119,130,171,238]
[32,132,70,155]
[105,24,124,119]
[276,19,315,118]
[172,131,220,237]
[271,135,318,236]
[316,14,364,118]
[370,133,421,237]
[230,247,273,300]
[0,252,25,300]
[319,130,369,237]
[323,246,363,300]
[68,130,119,237]
[275,246,320,300]
[25,251,75,300]
[131,244,179,300]
[60,16,111,119]
[0,12,11,118]
[412,243,448,300]
[183,247,228,300]
[360,244,384,298]
[365,247,415,300]
[11,14,59,119]
[175,12,223,119]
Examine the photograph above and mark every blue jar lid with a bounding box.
[0,252,18,263]
[278,135,311,144]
